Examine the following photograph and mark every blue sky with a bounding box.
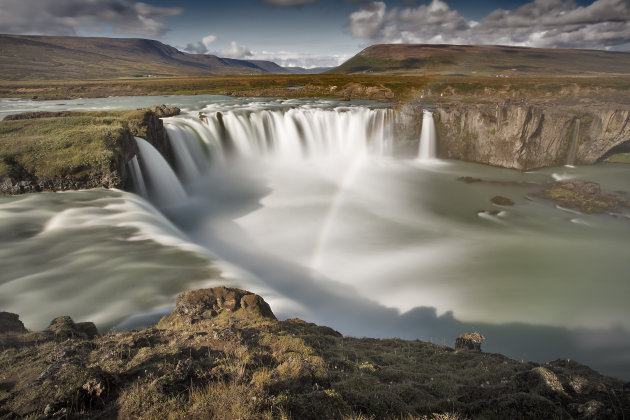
[0,0,628,67]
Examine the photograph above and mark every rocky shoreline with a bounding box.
[1,286,628,419]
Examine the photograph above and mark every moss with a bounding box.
[605,152,630,164]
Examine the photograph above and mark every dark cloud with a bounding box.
[263,0,317,6]
[0,0,182,37]
[348,0,630,50]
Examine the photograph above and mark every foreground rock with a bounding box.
[0,105,178,195]
[1,287,628,419]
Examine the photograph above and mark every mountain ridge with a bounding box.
[330,43,630,76]
[0,34,324,80]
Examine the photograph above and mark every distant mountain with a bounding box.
[330,44,630,76]
[282,66,333,74]
[0,35,304,80]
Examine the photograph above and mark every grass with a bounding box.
[1,74,628,103]
[0,115,129,179]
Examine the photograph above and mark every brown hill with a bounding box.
[0,35,296,81]
[331,44,630,76]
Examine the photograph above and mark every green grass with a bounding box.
[0,115,130,178]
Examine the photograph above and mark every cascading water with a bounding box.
[418,110,437,161]
[134,137,187,208]
[166,107,395,161]
[127,155,148,199]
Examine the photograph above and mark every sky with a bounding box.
[0,0,628,68]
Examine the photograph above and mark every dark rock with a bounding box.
[491,195,515,206]
[458,176,482,183]
[455,332,484,351]
[46,316,98,340]
[165,286,276,324]
[145,104,180,118]
[0,312,27,334]
[541,180,630,214]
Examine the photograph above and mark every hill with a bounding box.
[1,286,628,419]
[331,44,630,76]
[0,35,311,81]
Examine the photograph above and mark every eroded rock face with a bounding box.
[160,286,276,326]
[434,104,630,170]
[0,311,27,334]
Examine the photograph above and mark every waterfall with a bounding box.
[418,110,437,161]
[566,118,580,167]
[134,137,187,208]
[164,122,211,183]
[127,155,148,198]
[176,107,395,160]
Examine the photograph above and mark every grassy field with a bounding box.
[1,74,629,103]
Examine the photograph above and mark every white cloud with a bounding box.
[263,0,317,6]
[248,50,352,68]
[0,0,182,37]
[348,0,630,50]
[202,34,218,49]
[219,41,253,59]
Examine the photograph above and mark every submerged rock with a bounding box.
[541,180,630,214]
[491,195,515,206]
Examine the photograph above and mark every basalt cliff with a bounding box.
[430,103,630,170]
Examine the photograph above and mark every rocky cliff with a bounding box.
[432,103,630,170]
[1,287,628,419]
[0,105,178,194]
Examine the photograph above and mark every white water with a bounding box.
[134,137,187,208]
[127,155,148,199]
[418,110,437,161]
[169,107,394,161]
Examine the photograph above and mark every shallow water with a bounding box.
[1,96,629,379]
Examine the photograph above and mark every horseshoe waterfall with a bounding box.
[1,96,630,381]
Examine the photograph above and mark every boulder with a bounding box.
[0,311,28,334]
[455,332,485,351]
[46,316,99,340]
[161,286,276,326]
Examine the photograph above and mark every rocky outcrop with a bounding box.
[433,103,630,170]
[540,180,630,214]
[0,312,27,334]
[1,286,628,419]
[455,332,485,351]
[0,105,178,195]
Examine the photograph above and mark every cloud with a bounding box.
[263,0,317,6]
[0,0,182,37]
[348,0,630,50]
[219,41,253,59]
[184,34,218,54]
[247,50,352,68]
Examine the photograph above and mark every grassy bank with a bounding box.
[1,74,629,103]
